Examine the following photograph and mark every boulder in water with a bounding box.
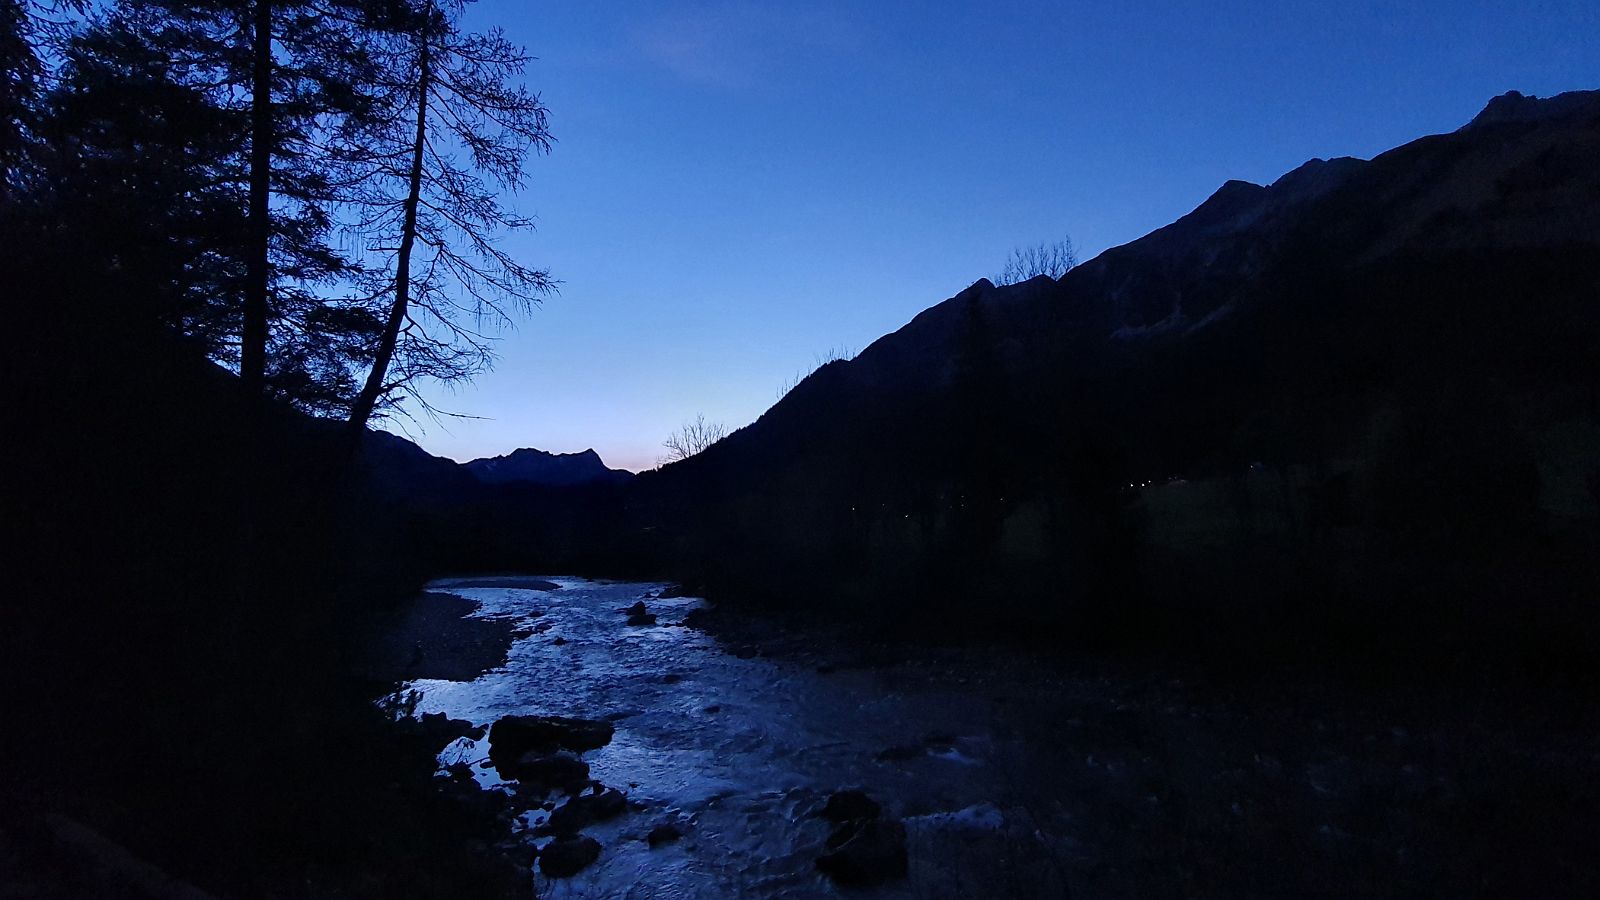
[820,789,881,823]
[626,612,657,626]
[538,835,601,877]
[646,823,683,847]
[508,752,590,794]
[621,600,648,616]
[541,786,628,836]
[816,819,908,885]
[488,715,614,767]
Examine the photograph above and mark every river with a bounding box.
[402,575,1074,897]
[396,575,1587,898]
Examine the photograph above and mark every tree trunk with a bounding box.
[232,0,274,654]
[241,0,272,397]
[347,34,431,438]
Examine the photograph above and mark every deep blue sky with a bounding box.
[402,0,1599,470]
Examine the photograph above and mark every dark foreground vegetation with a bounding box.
[3,0,545,894]
[2,256,530,896]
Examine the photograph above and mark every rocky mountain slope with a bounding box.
[618,90,1600,666]
[746,89,1599,419]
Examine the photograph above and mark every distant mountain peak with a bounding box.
[1269,156,1364,199]
[464,446,632,487]
[1463,89,1600,131]
[1181,179,1269,227]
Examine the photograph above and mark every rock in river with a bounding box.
[816,819,908,885]
[488,715,614,768]
[507,752,591,794]
[538,835,602,878]
[819,789,881,823]
[541,786,629,836]
[646,823,683,848]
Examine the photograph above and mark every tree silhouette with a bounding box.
[41,22,252,358]
[1,0,42,201]
[662,414,727,464]
[81,0,388,411]
[995,238,1077,285]
[776,346,855,399]
[342,0,554,434]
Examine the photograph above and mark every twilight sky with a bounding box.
[400,0,1599,471]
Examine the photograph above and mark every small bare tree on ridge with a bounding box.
[776,345,856,399]
[661,414,727,464]
[995,238,1078,285]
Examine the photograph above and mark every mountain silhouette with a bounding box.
[464,447,633,487]
[608,89,1600,658]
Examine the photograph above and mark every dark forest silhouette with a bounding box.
[5,0,549,423]
[3,1,550,895]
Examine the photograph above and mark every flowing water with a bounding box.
[403,576,1076,898]
[398,576,1518,899]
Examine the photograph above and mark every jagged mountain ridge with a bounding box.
[617,89,1600,618]
[464,446,634,487]
[663,88,1600,480]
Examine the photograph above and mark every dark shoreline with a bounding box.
[358,588,544,684]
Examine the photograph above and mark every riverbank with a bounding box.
[356,589,530,683]
[2,581,545,899]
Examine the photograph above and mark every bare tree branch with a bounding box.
[995,238,1077,285]
[661,414,727,465]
